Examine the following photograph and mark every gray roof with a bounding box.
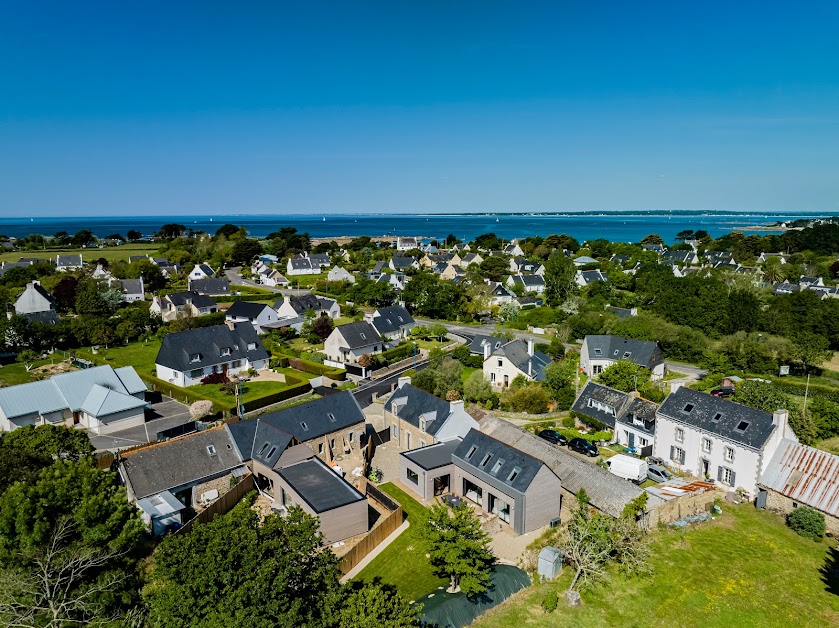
[511,274,544,289]
[571,381,632,429]
[615,397,659,435]
[114,366,148,395]
[401,438,462,470]
[491,283,514,297]
[333,321,382,350]
[21,310,61,325]
[584,335,664,370]
[273,293,336,315]
[306,254,330,266]
[250,421,295,468]
[226,301,273,319]
[56,254,83,266]
[371,261,386,274]
[579,270,609,284]
[495,340,551,382]
[166,291,217,309]
[468,334,509,355]
[453,429,544,494]
[390,256,417,270]
[371,305,414,336]
[129,256,147,263]
[759,439,839,517]
[384,384,452,436]
[276,457,365,513]
[120,279,144,295]
[120,428,244,499]
[155,323,269,372]
[479,416,647,517]
[661,250,694,263]
[189,278,230,295]
[658,387,777,450]
[255,391,364,442]
[606,306,635,318]
[289,258,315,270]
[197,263,215,276]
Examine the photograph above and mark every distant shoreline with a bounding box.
[727,225,801,232]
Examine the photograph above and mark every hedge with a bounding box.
[285,355,347,381]
[269,356,290,369]
[771,379,839,404]
[379,343,414,364]
[219,293,278,304]
[139,373,217,407]
[240,381,312,413]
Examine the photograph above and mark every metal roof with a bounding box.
[276,457,365,513]
[80,384,147,417]
[759,439,839,517]
[401,438,462,470]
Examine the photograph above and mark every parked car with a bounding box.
[538,429,568,446]
[606,454,648,484]
[710,387,735,398]
[647,465,673,483]
[568,437,599,457]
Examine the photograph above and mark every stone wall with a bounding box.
[765,489,839,535]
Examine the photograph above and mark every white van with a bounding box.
[606,454,648,484]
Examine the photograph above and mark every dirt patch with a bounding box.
[31,362,77,378]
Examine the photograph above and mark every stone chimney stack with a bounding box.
[484,342,491,360]
[527,338,535,357]
[773,409,791,440]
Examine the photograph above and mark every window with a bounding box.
[683,404,695,413]
[507,467,521,483]
[406,468,419,484]
[670,446,686,464]
[712,413,722,423]
[497,358,503,367]
[490,373,496,382]
[491,459,505,474]
[419,417,426,431]
[267,446,277,459]
[348,432,354,443]
[190,368,203,379]
[702,437,712,454]
[327,413,336,422]
[736,421,749,432]
[232,360,242,369]
[360,332,366,340]
[189,353,201,363]
[593,348,602,355]
[207,445,217,456]
[300,422,308,431]
[221,347,231,357]
[258,442,270,456]
[720,467,735,486]
[318,443,324,454]
[623,351,632,358]
[391,423,399,438]
[675,427,685,443]
[465,445,477,460]
[480,453,493,467]
[247,343,256,351]
[588,398,616,416]
[724,447,735,463]
[639,437,648,447]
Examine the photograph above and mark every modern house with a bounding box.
[389,256,419,272]
[323,321,383,365]
[384,377,479,450]
[56,254,83,271]
[368,305,416,343]
[188,277,230,296]
[757,439,839,535]
[0,365,147,435]
[571,382,658,453]
[150,291,218,322]
[225,301,281,335]
[155,322,270,387]
[576,269,610,287]
[483,339,551,390]
[506,274,545,294]
[274,294,340,320]
[188,263,216,280]
[580,335,666,380]
[14,281,60,325]
[653,387,795,494]
[120,278,145,303]
[327,266,356,283]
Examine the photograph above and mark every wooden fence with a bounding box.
[175,473,255,535]
[337,479,404,575]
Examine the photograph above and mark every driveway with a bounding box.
[225,267,297,295]
[664,361,707,381]
[89,396,193,452]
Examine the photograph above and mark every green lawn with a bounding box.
[287,272,327,288]
[461,366,479,383]
[817,435,839,455]
[0,359,54,386]
[76,341,162,378]
[353,483,448,602]
[473,504,839,628]
[415,339,449,350]
[193,380,296,406]
[0,242,160,264]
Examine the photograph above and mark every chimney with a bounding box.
[773,409,790,440]
[483,343,491,360]
[527,339,534,356]
[528,360,532,377]
[450,399,464,410]
[397,376,411,388]
[226,320,236,331]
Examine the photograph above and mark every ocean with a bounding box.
[0,212,820,244]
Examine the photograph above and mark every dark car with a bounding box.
[538,429,568,446]
[568,437,599,457]
[710,387,736,398]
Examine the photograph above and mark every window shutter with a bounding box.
[680,449,685,464]
[717,466,723,482]
[670,446,675,461]
[729,470,736,487]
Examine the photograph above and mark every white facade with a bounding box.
[225,306,279,335]
[327,266,356,283]
[580,338,666,381]
[323,332,382,365]
[155,357,268,388]
[188,264,214,280]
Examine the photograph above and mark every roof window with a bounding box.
[480,453,493,467]
[189,353,202,363]
[594,348,602,355]
[736,421,750,432]
[683,403,695,413]
[623,352,631,358]
[360,333,366,340]
[267,446,277,459]
[328,413,336,422]
[257,442,270,456]
[507,467,521,483]
[207,445,217,456]
[491,459,505,475]
[300,422,308,431]
[712,413,722,423]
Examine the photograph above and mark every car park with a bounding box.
[538,429,568,446]
[568,437,599,457]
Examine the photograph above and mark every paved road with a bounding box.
[352,359,429,408]
[665,361,707,380]
[89,397,193,452]
[225,267,298,296]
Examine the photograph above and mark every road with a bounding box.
[225,267,299,296]
[664,361,707,380]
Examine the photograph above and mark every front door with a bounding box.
[700,458,710,478]
[627,432,635,449]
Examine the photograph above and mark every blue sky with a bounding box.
[1,1,838,216]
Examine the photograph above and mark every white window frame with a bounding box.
[721,467,735,486]
[701,437,712,454]
[724,446,735,463]
[675,427,685,443]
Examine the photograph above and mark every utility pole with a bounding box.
[803,373,811,416]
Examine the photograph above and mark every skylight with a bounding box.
[507,467,521,483]
[623,352,631,358]
[465,445,477,460]
[328,413,336,422]
[300,422,308,431]
[594,348,602,355]
[207,445,217,456]
[683,404,695,413]
[360,333,366,340]
[480,453,493,467]
[258,442,270,456]
[712,413,722,423]
[267,446,277,459]
[491,459,505,475]
[736,421,749,432]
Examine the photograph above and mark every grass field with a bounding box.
[353,482,448,602]
[0,243,160,264]
[0,360,54,386]
[817,435,839,455]
[473,504,839,628]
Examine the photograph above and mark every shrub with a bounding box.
[787,506,826,540]
[269,356,289,369]
[507,384,550,414]
[201,372,229,385]
[561,415,576,429]
[541,589,558,613]
[189,400,214,419]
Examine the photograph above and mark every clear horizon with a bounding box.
[2,1,838,216]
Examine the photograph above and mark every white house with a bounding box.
[488,282,516,306]
[150,292,218,322]
[56,254,83,272]
[327,266,356,284]
[580,335,666,381]
[389,256,419,272]
[506,274,545,295]
[15,281,56,316]
[120,278,145,302]
[367,305,416,345]
[274,294,340,320]
[653,387,795,495]
[324,321,383,365]
[188,263,215,280]
[225,301,280,335]
[502,241,524,256]
[482,339,551,390]
[155,322,270,388]
[397,237,419,252]
[576,269,610,287]
[251,261,288,287]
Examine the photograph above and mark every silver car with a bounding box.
[647,465,673,483]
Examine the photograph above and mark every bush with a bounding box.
[561,415,576,429]
[269,356,289,369]
[189,400,214,419]
[787,506,826,540]
[285,355,346,380]
[507,384,550,414]
[201,372,229,385]
[541,589,558,613]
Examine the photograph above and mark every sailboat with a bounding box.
[323,217,326,222]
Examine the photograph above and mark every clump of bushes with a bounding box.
[787,506,826,540]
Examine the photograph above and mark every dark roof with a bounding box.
[333,321,382,349]
[120,428,244,499]
[197,263,215,276]
[584,335,664,369]
[225,420,258,460]
[21,310,61,325]
[658,387,777,450]
[401,439,462,470]
[129,255,147,263]
[189,278,230,295]
[468,334,509,355]
[256,392,364,442]
[496,340,551,382]
[120,279,143,295]
[491,283,514,297]
[511,274,544,288]
[226,301,273,319]
[571,381,632,428]
[384,384,452,436]
[277,457,365,513]
[0,262,32,277]
[289,258,315,270]
[580,270,610,284]
[453,429,543,494]
[250,421,295,468]
[30,282,56,304]
[273,293,335,315]
[371,305,415,335]
[167,291,217,309]
[606,306,635,318]
[615,397,659,435]
[307,254,330,266]
[56,254,82,266]
[390,256,417,269]
[155,323,268,371]
[661,250,695,263]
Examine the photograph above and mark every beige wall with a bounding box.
[384,408,435,451]
[765,490,839,535]
[303,424,366,463]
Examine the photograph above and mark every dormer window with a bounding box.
[221,347,231,357]
[247,343,256,351]
[507,467,521,483]
[189,353,201,363]
[712,413,722,423]
[491,459,505,474]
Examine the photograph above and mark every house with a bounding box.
[757,439,839,535]
[384,377,480,450]
[506,274,545,294]
[225,301,280,335]
[251,261,288,287]
[188,263,216,280]
[798,275,824,288]
[56,254,83,271]
[421,252,458,268]
[150,291,218,322]
[274,293,340,320]
[0,261,35,278]
[572,255,598,267]
[571,382,658,453]
[258,254,279,264]
[0,365,147,435]
[397,237,419,251]
[460,252,483,268]
[306,253,331,269]
[373,271,408,292]
[120,278,145,302]
[641,243,666,254]
[467,334,509,356]
[509,257,539,274]
[488,282,515,306]
[580,335,665,380]
[92,263,114,280]
[503,241,524,256]
[440,264,466,281]
[327,266,356,283]
[188,277,230,296]
[576,269,610,287]
[653,387,795,494]
[154,322,270,387]
[662,250,699,265]
[286,257,319,276]
[158,264,181,278]
[606,305,638,318]
[772,282,803,296]
[757,252,789,264]
[389,255,419,272]
[514,295,543,309]
[14,281,60,325]
[368,305,415,343]
[323,321,383,365]
[483,339,551,390]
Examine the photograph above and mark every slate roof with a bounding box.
[255,392,365,442]
[453,429,544,494]
[120,428,244,499]
[371,261,386,274]
[21,311,61,325]
[661,250,695,263]
[166,291,217,309]
[468,334,509,355]
[491,283,515,297]
[189,278,230,295]
[584,335,664,370]
[226,301,273,319]
[384,384,452,436]
[0,262,32,277]
[479,415,647,517]
[56,254,83,267]
[579,270,610,284]
[307,254,331,266]
[273,293,336,315]
[571,382,632,428]
[276,457,365,513]
[401,438,462,470]
[250,421,295,468]
[129,256,147,263]
[155,323,269,372]
[390,256,417,270]
[606,306,635,318]
[371,305,415,336]
[289,258,315,270]
[658,387,777,450]
[759,439,839,517]
[495,340,551,382]
[573,255,598,265]
[333,321,382,350]
[120,279,144,295]
[510,274,544,289]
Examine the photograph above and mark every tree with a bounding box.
[125,259,166,291]
[598,361,650,392]
[231,239,264,266]
[792,332,832,374]
[311,315,334,341]
[126,229,142,242]
[498,302,520,324]
[53,276,79,312]
[506,383,550,413]
[71,230,95,247]
[543,251,576,306]
[733,380,789,413]
[675,229,695,242]
[428,323,448,341]
[0,449,44,496]
[762,257,785,283]
[335,582,421,628]
[479,256,510,282]
[463,371,494,405]
[143,502,342,627]
[639,234,664,246]
[74,282,108,317]
[473,233,502,251]
[214,223,242,239]
[157,223,186,239]
[0,424,93,463]
[419,503,494,595]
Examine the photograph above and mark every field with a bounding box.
[473,504,839,628]
[353,482,448,601]
[0,359,55,386]
[0,243,160,264]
